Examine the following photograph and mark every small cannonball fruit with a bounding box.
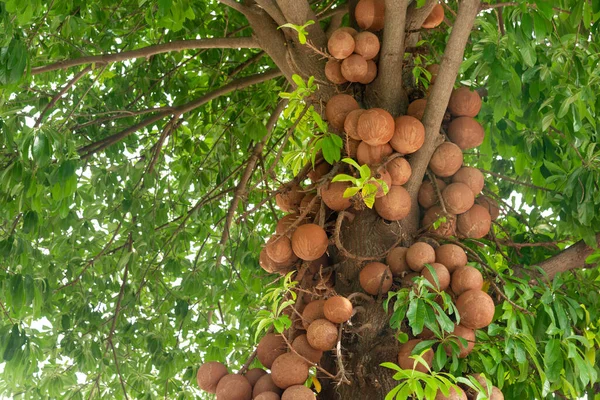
[427,64,440,84]
[386,246,410,276]
[435,386,467,400]
[456,289,495,330]
[245,368,267,387]
[266,235,295,264]
[344,109,365,140]
[422,206,457,238]
[406,242,436,272]
[355,0,385,32]
[407,99,427,120]
[308,253,329,274]
[341,54,368,82]
[257,334,287,369]
[401,271,420,286]
[422,4,444,29]
[260,248,294,275]
[358,59,378,84]
[452,167,484,196]
[445,324,475,358]
[354,31,380,60]
[475,196,500,221]
[299,193,320,216]
[292,334,323,364]
[276,214,303,236]
[373,167,392,198]
[359,262,393,295]
[398,339,434,373]
[276,184,304,213]
[451,266,483,296]
[421,262,450,291]
[448,117,485,150]
[196,361,228,393]
[335,27,358,37]
[282,385,316,400]
[253,374,283,398]
[374,185,411,221]
[324,59,348,85]
[457,204,491,239]
[442,183,475,215]
[418,179,447,209]
[327,30,355,60]
[435,244,467,273]
[271,353,310,389]
[347,138,361,158]
[308,161,331,183]
[215,374,252,400]
[356,142,393,165]
[291,224,329,261]
[390,115,425,154]
[307,319,338,350]
[321,181,352,211]
[325,94,360,131]
[255,392,280,400]
[429,142,464,178]
[386,157,412,185]
[301,299,326,329]
[357,108,395,146]
[324,296,353,323]
[448,87,482,118]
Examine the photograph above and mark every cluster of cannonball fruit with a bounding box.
[353,0,445,33]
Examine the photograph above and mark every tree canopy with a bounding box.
[0,0,600,399]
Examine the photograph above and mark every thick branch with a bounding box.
[406,0,438,30]
[538,234,600,280]
[276,0,327,48]
[31,37,260,75]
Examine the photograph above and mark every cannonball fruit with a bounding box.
[456,204,491,239]
[255,392,280,400]
[336,27,358,37]
[354,31,380,60]
[266,235,295,264]
[341,54,368,82]
[456,289,495,330]
[357,108,395,146]
[429,142,464,177]
[475,196,500,220]
[390,116,425,154]
[451,266,483,296]
[435,244,467,273]
[447,117,484,150]
[307,319,338,350]
[308,253,329,274]
[448,87,482,118]
[196,361,228,393]
[406,242,436,272]
[386,157,412,185]
[407,99,427,120]
[320,181,352,211]
[422,206,457,238]
[325,94,360,131]
[359,59,378,84]
[259,248,292,274]
[355,0,385,32]
[215,374,252,400]
[398,339,433,373]
[442,183,475,215]
[386,246,410,276]
[435,386,467,400]
[356,142,393,165]
[452,167,484,196]
[301,299,326,329]
[253,374,282,398]
[245,368,267,387]
[421,262,450,291]
[327,30,355,60]
[359,262,393,295]
[276,184,304,212]
[257,334,287,369]
[291,224,329,261]
[471,375,504,400]
[324,59,347,85]
[324,296,353,323]
[418,179,447,209]
[282,385,316,400]
[374,185,411,221]
[444,324,475,358]
[291,334,323,364]
[276,214,303,236]
[422,4,444,29]
[271,353,310,389]
[344,109,365,140]
[308,161,331,183]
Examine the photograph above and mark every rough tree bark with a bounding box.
[538,233,600,280]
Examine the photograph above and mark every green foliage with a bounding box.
[278,20,315,44]
[331,158,388,208]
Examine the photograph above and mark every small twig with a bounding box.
[334,323,351,386]
[427,170,448,214]
[279,333,337,380]
[347,292,375,304]
[239,348,258,375]
[109,340,129,400]
[480,169,554,193]
[0,300,14,324]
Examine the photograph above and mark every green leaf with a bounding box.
[407,299,426,335]
[343,187,360,198]
[32,133,52,166]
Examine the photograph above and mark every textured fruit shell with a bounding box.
[421,262,450,290]
[406,242,436,272]
[417,179,447,209]
[341,54,368,82]
[429,142,463,177]
[291,334,323,364]
[323,296,353,323]
[354,31,380,60]
[451,265,484,296]
[271,353,309,389]
[359,262,393,295]
[325,59,348,85]
[475,196,500,220]
[447,117,484,150]
[435,244,467,273]
[386,246,410,276]
[257,333,287,369]
[301,299,326,329]
[356,142,393,165]
[386,157,412,185]
[374,185,411,221]
[448,87,482,117]
[355,0,385,31]
[327,30,355,60]
[215,374,252,400]
[282,385,316,400]
[373,167,392,198]
[422,4,444,29]
[253,374,282,398]
[397,339,433,373]
[422,205,457,238]
[452,167,484,196]
[390,115,425,154]
[407,99,427,120]
[358,60,378,84]
[456,204,491,238]
[325,94,360,131]
[344,109,365,140]
[455,289,495,329]
[197,361,228,393]
[442,182,475,215]
[357,108,395,146]
[306,319,338,350]
[320,181,352,211]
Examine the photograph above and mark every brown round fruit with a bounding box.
[471,375,504,400]
[324,59,348,85]
[435,244,467,273]
[422,4,444,29]
[390,115,425,154]
[456,289,495,329]
[442,183,475,215]
[448,87,482,118]
[255,392,281,400]
[245,368,267,387]
[422,206,457,238]
[457,204,491,239]
[429,142,463,177]
[356,142,393,165]
[271,353,310,389]
[452,167,484,196]
[444,324,475,358]
[306,319,338,350]
[325,94,360,131]
[421,262,450,291]
[418,179,447,209]
[357,108,395,146]
[406,242,436,272]
[407,99,427,120]
[354,31,380,60]
[327,30,355,60]
[386,157,412,185]
[321,181,352,211]
[276,214,303,236]
[291,224,329,261]
[257,334,287,369]
[374,185,411,221]
[301,300,326,329]
[307,253,329,274]
[359,262,393,295]
[427,64,440,84]
[475,196,500,221]
[447,117,484,150]
[196,361,228,393]
[253,374,283,398]
[215,374,252,400]
[386,247,410,276]
[355,0,385,31]
[435,386,467,400]
[341,54,368,82]
[282,385,315,400]
[344,109,365,140]
[358,59,378,84]
[398,339,434,373]
[291,334,323,364]
[276,184,304,213]
[266,235,296,264]
[451,266,483,296]
[308,161,331,183]
[299,193,320,217]
[260,248,295,275]
[324,296,353,323]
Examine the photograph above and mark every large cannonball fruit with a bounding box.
[276,184,304,212]
[291,224,329,261]
[344,109,365,140]
[271,353,310,389]
[398,339,434,373]
[291,334,323,364]
[355,0,385,32]
[386,157,412,185]
[257,334,287,369]
[435,244,467,273]
[324,296,353,323]
[325,94,360,131]
[282,385,316,400]
[253,374,282,398]
[359,59,378,84]
[196,361,228,393]
[451,266,483,296]
[324,59,347,85]
[266,235,296,264]
[341,54,368,82]
[390,116,425,154]
[357,108,395,146]
[422,4,444,29]
[475,196,500,221]
[429,142,464,177]
[452,167,484,196]
[448,87,482,117]
[356,142,393,165]
[320,181,352,211]
[406,242,436,272]
[299,193,320,217]
[407,99,427,120]
[386,246,410,276]
[354,31,380,60]
[255,392,280,400]
[444,324,475,358]
[442,183,475,215]
[456,204,491,239]
[422,206,457,238]
[435,386,467,400]
[245,368,267,387]
[359,262,393,295]
[374,185,411,221]
[421,262,450,291]
[307,319,338,350]
[327,30,355,60]
[418,179,447,209]
[447,117,485,150]
[215,374,252,400]
[456,289,495,330]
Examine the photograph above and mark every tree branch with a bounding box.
[481,169,554,192]
[538,234,600,280]
[31,37,260,75]
[276,0,327,48]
